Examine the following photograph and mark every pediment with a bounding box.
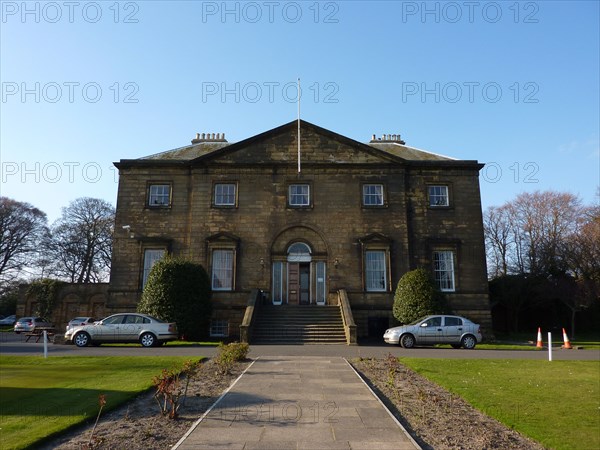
[358,233,393,245]
[191,120,404,167]
[206,232,240,244]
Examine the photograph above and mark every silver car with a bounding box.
[64,313,178,347]
[65,317,96,331]
[14,317,53,334]
[383,315,482,349]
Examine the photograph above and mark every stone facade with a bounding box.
[109,120,492,339]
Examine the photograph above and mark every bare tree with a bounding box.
[486,191,583,277]
[48,198,115,283]
[483,205,512,277]
[484,190,597,334]
[0,197,48,285]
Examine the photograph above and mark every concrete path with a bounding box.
[173,356,420,450]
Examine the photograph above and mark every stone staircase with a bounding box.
[251,305,347,344]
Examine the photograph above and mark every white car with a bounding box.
[65,317,96,331]
[64,313,178,347]
[14,317,53,334]
[383,315,482,349]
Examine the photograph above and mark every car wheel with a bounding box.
[400,334,415,349]
[74,332,91,347]
[140,332,157,347]
[461,335,477,349]
[451,344,462,349]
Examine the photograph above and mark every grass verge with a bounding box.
[0,355,199,450]
[399,358,600,450]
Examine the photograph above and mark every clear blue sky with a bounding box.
[1,1,599,222]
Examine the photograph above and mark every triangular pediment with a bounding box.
[191,120,404,166]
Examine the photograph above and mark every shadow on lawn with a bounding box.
[0,386,138,417]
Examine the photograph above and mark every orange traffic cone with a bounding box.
[536,327,543,348]
[562,328,572,349]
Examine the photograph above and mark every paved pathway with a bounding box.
[173,356,420,450]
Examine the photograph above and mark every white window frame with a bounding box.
[363,184,384,206]
[272,261,284,305]
[429,185,449,207]
[365,250,387,292]
[209,319,229,337]
[214,183,237,206]
[315,261,326,305]
[142,249,165,287]
[288,184,310,206]
[211,249,234,291]
[434,250,456,292]
[148,184,171,207]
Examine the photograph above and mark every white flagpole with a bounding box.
[297,77,301,175]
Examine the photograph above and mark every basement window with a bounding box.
[210,320,229,337]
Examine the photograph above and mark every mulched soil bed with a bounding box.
[38,359,250,450]
[350,356,545,450]
[39,356,545,449]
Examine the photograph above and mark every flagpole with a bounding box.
[297,77,301,175]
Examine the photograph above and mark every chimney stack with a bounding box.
[191,131,228,144]
[369,133,406,145]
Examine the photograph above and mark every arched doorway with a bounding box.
[271,240,327,306]
[287,243,312,305]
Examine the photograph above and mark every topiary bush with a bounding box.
[393,268,446,324]
[138,257,212,341]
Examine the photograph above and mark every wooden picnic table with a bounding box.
[24,327,56,343]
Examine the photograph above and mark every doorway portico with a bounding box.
[270,227,329,306]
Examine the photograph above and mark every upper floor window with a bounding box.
[289,184,310,207]
[214,183,237,207]
[428,185,449,207]
[433,250,455,292]
[148,184,171,207]
[363,184,384,206]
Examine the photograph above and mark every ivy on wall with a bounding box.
[26,279,66,319]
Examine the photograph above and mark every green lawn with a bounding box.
[400,358,600,450]
[0,356,199,450]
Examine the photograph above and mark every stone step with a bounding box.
[252,305,347,344]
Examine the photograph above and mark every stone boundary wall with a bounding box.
[17,283,109,331]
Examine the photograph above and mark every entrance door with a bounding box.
[288,262,311,305]
[299,263,310,305]
[288,263,300,304]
